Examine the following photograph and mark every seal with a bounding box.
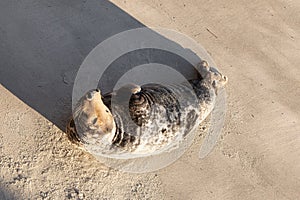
[66,61,228,156]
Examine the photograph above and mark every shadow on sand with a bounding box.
[0,185,17,200]
[0,0,200,131]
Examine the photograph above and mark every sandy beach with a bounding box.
[0,0,299,199]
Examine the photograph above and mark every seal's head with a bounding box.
[72,89,116,145]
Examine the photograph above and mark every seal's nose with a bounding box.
[87,90,97,100]
[87,89,101,100]
[86,91,94,100]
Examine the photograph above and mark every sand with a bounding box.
[1,0,300,199]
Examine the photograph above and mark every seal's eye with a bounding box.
[95,89,100,92]
[92,117,98,124]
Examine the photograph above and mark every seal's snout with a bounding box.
[86,89,101,101]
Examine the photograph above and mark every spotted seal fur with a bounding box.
[66,61,227,156]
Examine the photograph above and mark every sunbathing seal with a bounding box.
[66,61,228,157]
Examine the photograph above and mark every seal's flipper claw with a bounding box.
[130,85,141,94]
[196,60,211,79]
[119,83,141,94]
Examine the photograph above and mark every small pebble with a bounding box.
[78,193,84,199]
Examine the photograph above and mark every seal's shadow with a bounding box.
[99,48,202,95]
[0,0,201,131]
[0,185,17,200]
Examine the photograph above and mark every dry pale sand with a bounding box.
[1,0,300,199]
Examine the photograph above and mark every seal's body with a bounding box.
[67,61,227,156]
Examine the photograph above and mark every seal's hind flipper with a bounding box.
[196,60,228,94]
